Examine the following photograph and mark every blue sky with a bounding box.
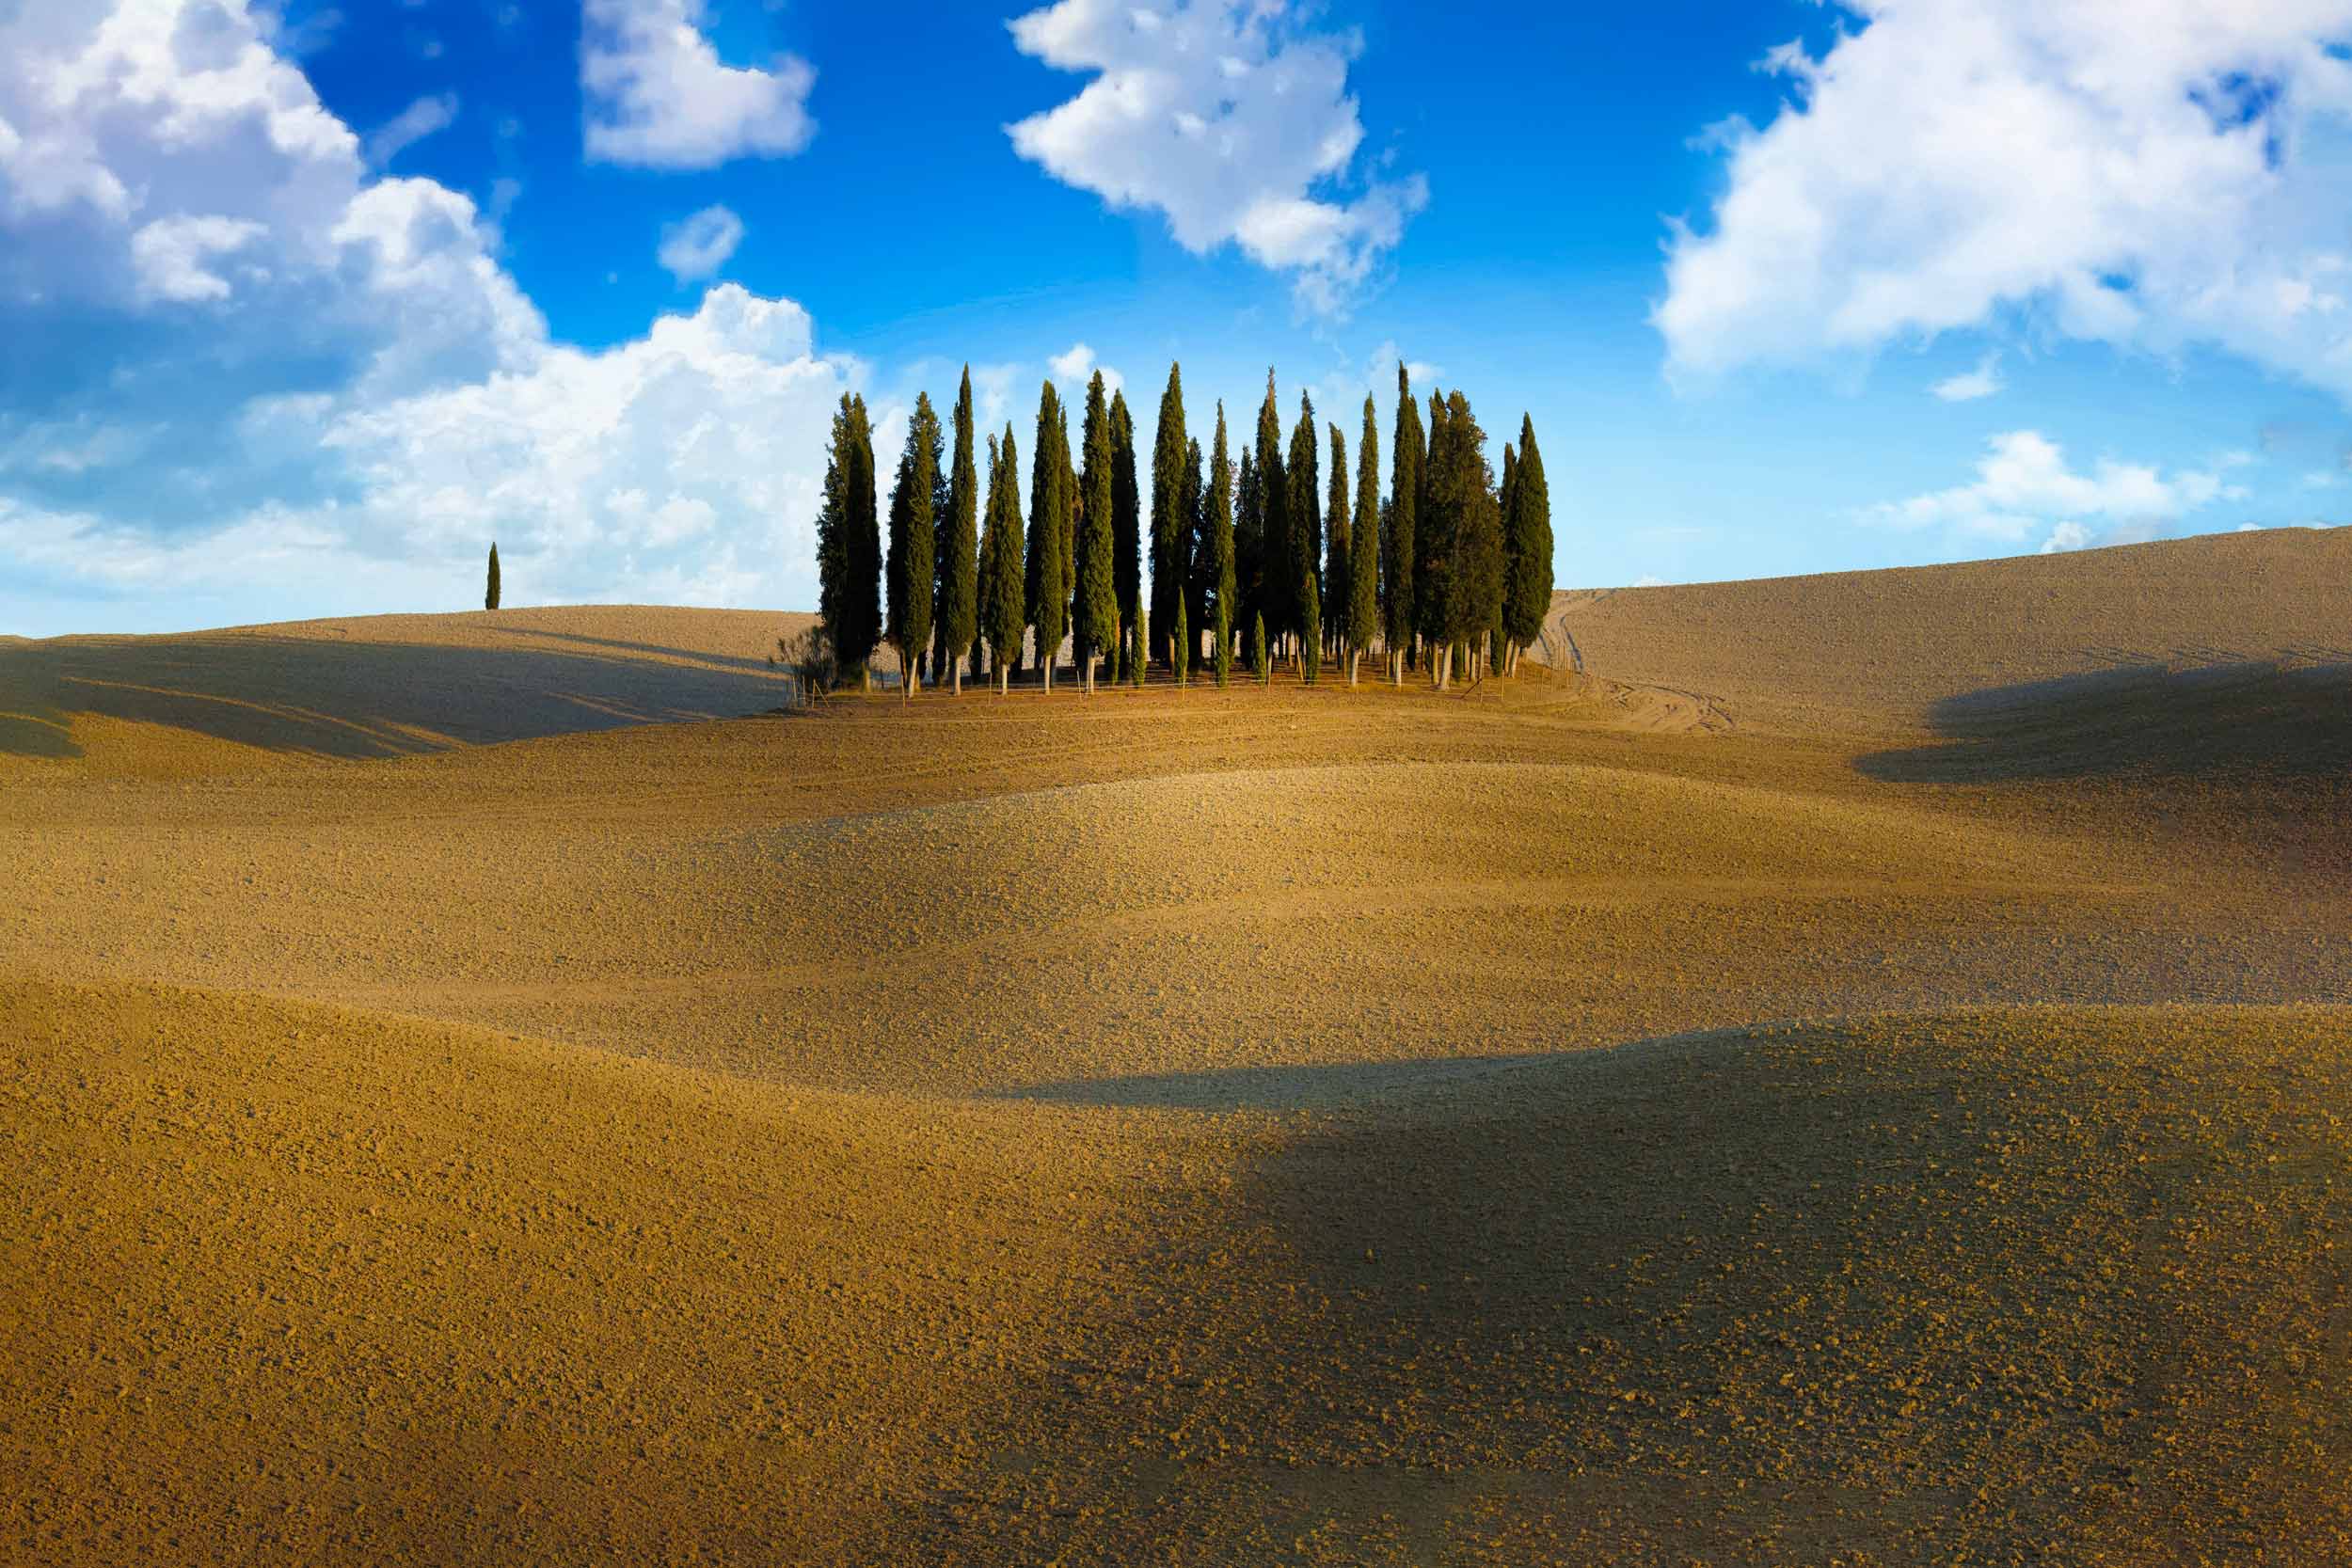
[2,0,2348,635]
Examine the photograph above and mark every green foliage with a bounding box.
[1286,391,1320,653]
[1350,394,1380,658]
[937,368,979,689]
[1325,420,1349,654]
[1075,372,1117,685]
[1179,436,1203,657]
[1131,607,1146,688]
[886,391,939,690]
[1435,390,1503,652]
[1298,567,1321,684]
[485,542,500,611]
[818,393,881,683]
[1502,414,1554,655]
[1172,596,1188,688]
[1149,363,1187,667]
[1207,404,1235,689]
[982,427,1026,690]
[1386,364,1421,662]
[1253,372,1290,641]
[1110,388,1140,638]
[1233,445,1261,645]
[1252,611,1267,684]
[1025,383,1071,683]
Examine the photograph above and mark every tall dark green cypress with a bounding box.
[885,391,939,698]
[485,542,501,610]
[1350,395,1380,685]
[1178,436,1202,669]
[1233,444,1262,642]
[1109,389,1139,683]
[1494,443,1518,679]
[1286,392,1319,663]
[1074,372,1117,693]
[815,408,848,675]
[983,426,1026,693]
[1298,564,1321,685]
[1325,421,1349,665]
[1435,390,1502,689]
[1148,362,1187,668]
[1207,404,1235,688]
[1172,597,1188,688]
[1252,611,1267,684]
[935,368,978,693]
[842,394,881,687]
[1385,365,1422,683]
[1254,372,1290,649]
[1502,414,1554,677]
[1414,389,1455,681]
[1025,383,1070,691]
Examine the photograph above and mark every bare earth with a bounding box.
[4,528,2348,1565]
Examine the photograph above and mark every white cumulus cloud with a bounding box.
[581,0,816,169]
[1048,342,1122,400]
[1007,0,1426,314]
[1658,1,2352,403]
[657,203,745,283]
[0,1,860,636]
[1866,429,2246,556]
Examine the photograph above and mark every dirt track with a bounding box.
[4,530,2349,1564]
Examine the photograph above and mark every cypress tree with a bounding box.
[1502,414,1554,678]
[1299,566,1321,685]
[1386,365,1422,684]
[935,368,978,694]
[885,391,940,699]
[1233,445,1262,647]
[1493,442,1517,681]
[841,394,881,688]
[1179,436,1203,666]
[1415,389,1454,684]
[1110,388,1140,680]
[1074,371,1117,694]
[815,407,848,680]
[1132,606,1146,688]
[485,542,501,610]
[1286,391,1319,664]
[1148,362,1187,668]
[1025,383,1070,692]
[1434,390,1502,689]
[1172,596,1188,688]
[1252,611,1267,684]
[1254,372,1290,649]
[1326,421,1349,668]
[1350,395,1379,686]
[1207,404,1235,689]
[983,426,1026,694]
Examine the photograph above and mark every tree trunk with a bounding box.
[1348,649,1359,687]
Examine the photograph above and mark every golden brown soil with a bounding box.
[5,532,2349,1564]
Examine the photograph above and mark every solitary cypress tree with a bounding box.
[1110,389,1140,680]
[935,368,979,693]
[1502,414,1554,677]
[983,427,1026,693]
[1326,421,1350,668]
[1254,372,1290,648]
[1286,392,1319,663]
[885,392,940,699]
[1207,404,1235,688]
[1148,362,1187,668]
[1350,394,1380,685]
[1252,611,1267,684]
[1386,365,1422,684]
[485,542,501,610]
[1074,372,1117,693]
[1172,596,1188,688]
[1025,383,1070,691]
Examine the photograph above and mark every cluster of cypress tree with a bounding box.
[811,362,1552,695]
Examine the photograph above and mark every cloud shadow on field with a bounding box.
[993,1051,1569,1111]
[1856,660,2352,785]
[0,632,796,764]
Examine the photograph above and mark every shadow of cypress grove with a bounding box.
[0,632,797,762]
[904,1015,2352,1566]
[1855,660,2352,785]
